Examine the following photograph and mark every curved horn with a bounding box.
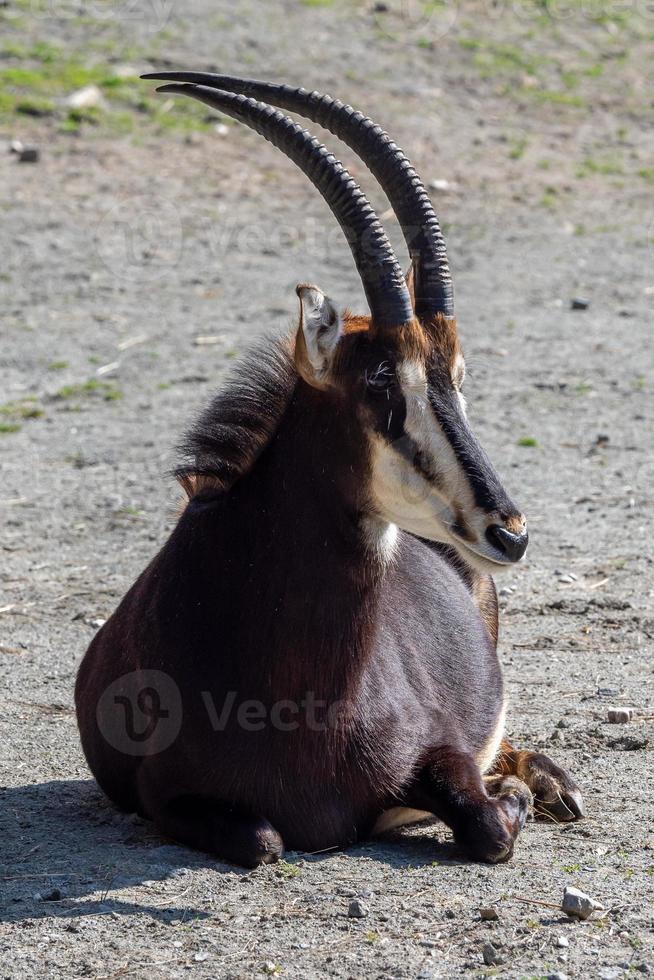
[145,83,413,330]
[142,71,453,320]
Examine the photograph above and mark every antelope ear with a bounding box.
[295,283,343,385]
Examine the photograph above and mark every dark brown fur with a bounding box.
[76,326,582,867]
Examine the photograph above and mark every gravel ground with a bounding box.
[1,1,653,977]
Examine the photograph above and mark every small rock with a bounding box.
[562,885,601,920]
[193,952,209,963]
[608,734,648,751]
[547,973,568,980]
[429,178,453,192]
[215,123,229,136]
[607,707,633,724]
[64,84,105,110]
[571,297,590,310]
[9,140,40,163]
[373,0,389,10]
[348,899,368,918]
[40,888,63,902]
[598,969,622,980]
[556,936,569,947]
[482,942,502,966]
[559,574,575,584]
[479,906,499,921]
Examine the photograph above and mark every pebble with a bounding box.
[64,84,105,110]
[482,942,502,966]
[429,178,451,192]
[557,936,570,947]
[607,707,633,724]
[562,885,600,920]
[548,973,568,980]
[9,140,39,163]
[571,297,590,310]
[193,952,209,963]
[38,888,63,902]
[479,907,499,921]
[347,899,368,918]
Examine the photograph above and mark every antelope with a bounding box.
[75,73,584,868]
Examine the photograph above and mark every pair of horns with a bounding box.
[141,71,453,329]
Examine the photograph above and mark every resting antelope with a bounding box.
[75,73,583,867]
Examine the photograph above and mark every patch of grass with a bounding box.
[0,398,44,420]
[530,90,585,107]
[518,436,538,447]
[0,422,21,434]
[562,862,582,872]
[460,39,545,80]
[539,187,557,209]
[508,135,529,160]
[48,360,68,371]
[54,379,122,402]
[274,860,301,879]
[576,156,624,177]
[0,44,212,135]
[637,168,654,183]
[575,381,592,395]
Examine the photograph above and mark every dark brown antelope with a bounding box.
[75,73,583,868]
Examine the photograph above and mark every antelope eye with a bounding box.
[365,362,394,392]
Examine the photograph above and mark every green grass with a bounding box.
[0,42,215,135]
[274,860,301,879]
[459,38,545,79]
[508,136,529,160]
[518,436,538,447]
[0,422,21,434]
[54,379,122,402]
[48,360,69,371]
[0,398,44,420]
[530,89,586,107]
[576,156,624,177]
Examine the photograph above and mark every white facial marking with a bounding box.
[368,357,511,572]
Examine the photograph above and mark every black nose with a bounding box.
[486,525,529,562]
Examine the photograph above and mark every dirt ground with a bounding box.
[1,1,653,977]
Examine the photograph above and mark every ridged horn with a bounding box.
[142,71,454,321]
[144,81,413,330]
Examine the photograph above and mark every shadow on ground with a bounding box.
[0,780,468,925]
